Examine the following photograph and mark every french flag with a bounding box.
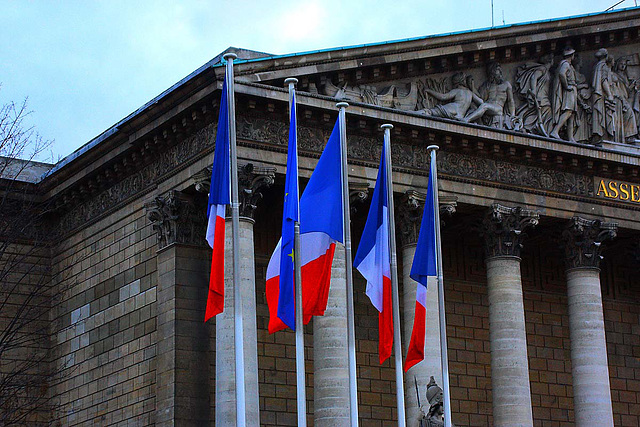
[204,78,231,322]
[354,143,393,364]
[404,158,438,371]
[266,118,344,333]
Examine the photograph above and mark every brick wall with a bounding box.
[50,201,157,426]
[0,243,51,425]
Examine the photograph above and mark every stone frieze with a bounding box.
[318,47,640,146]
[56,112,595,236]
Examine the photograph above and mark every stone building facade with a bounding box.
[3,7,640,427]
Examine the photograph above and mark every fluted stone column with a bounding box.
[314,245,350,425]
[313,183,369,427]
[563,217,616,426]
[146,191,211,425]
[196,163,274,427]
[398,190,456,427]
[482,204,538,427]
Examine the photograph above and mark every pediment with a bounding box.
[233,8,640,146]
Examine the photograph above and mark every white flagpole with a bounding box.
[286,77,307,427]
[427,145,452,427]
[223,52,246,427]
[382,124,406,427]
[336,102,360,426]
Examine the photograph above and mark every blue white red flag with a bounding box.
[266,118,344,333]
[404,157,438,371]
[354,143,393,364]
[205,78,231,322]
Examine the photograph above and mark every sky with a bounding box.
[1,0,637,162]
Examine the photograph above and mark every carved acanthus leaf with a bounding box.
[145,191,207,250]
[481,204,539,258]
[562,216,617,269]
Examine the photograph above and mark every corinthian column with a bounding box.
[313,183,368,427]
[481,204,538,427]
[197,163,275,427]
[562,217,616,426]
[398,190,456,427]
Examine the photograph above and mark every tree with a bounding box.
[0,90,60,425]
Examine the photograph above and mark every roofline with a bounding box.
[215,5,640,68]
[41,5,640,181]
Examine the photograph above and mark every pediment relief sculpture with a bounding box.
[318,45,640,146]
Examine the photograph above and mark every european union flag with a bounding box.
[277,92,299,330]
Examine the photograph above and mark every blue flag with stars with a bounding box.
[277,92,299,330]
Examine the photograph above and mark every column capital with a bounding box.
[349,181,370,214]
[397,189,457,247]
[145,190,206,250]
[481,203,539,258]
[193,163,276,219]
[562,216,617,269]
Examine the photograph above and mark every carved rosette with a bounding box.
[562,216,617,269]
[193,163,276,219]
[145,190,207,250]
[481,204,539,258]
[396,190,457,247]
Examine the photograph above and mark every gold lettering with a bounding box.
[597,180,610,198]
[608,181,619,199]
[620,183,630,200]
[632,185,640,202]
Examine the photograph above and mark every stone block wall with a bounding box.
[50,200,157,426]
[604,300,640,427]
[0,243,51,425]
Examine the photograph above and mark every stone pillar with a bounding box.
[562,217,616,426]
[398,190,456,427]
[146,191,211,425]
[313,245,350,426]
[481,204,538,427]
[312,183,369,427]
[196,163,274,427]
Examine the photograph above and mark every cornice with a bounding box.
[234,9,640,81]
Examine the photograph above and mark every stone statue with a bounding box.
[573,54,593,143]
[515,53,554,136]
[420,72,483,121]
[550,47,579,141]
[419,377,455,427]
[591,48,616,144]
[463,62,516,128]
[611,57,639,143]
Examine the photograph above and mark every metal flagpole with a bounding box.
[427,145,452,427]
[223,52,246,427]
[336,102,360,426]
[381,124,406,427]
[286,77,307,427]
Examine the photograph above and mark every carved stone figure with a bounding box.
[573,54,593,143]
[591,48,616,144]
[515,53,554,136]
[463,62,516,128]
[322,79,418,110]
[420,72,483,121]
[611,57,639,143]
[419,377,455,427]
[550,47,579,141]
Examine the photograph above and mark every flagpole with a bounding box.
[427,145,452,427]
[382,124,406,427]
[223,52,246,427]
[336,102,360,426]
[286,77,307,427]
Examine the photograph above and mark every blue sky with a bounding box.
[1,0,636,161]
